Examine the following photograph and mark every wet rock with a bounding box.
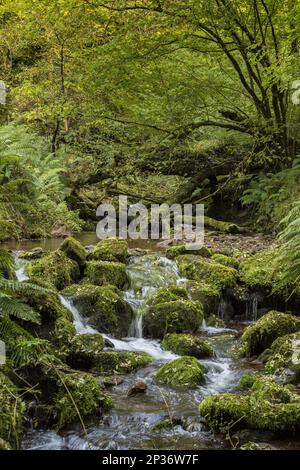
[85,245,96,254]
[104,338,115,348]
[155,356,205,388]
[152,416,183,430]
[101,377,124,387]
[19,247,45,260]
[232,429,277,446]
[59,237,87,268]
[239,441,276,450]
[127,381,148,396]
[161,333,214,358]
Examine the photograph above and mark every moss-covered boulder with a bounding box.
[263,332,300,382]
[0,372,25,448]
[62,284,134,337]
[19,247,46,260]
[26,251,80,290]
[240,311,300,357]
[144,299,203,339]
[199,376,300,436]
[88,238,128,263]
[211,253,239,269]
[204,216,244,234]
[155,356,205,388]
[53,371,112,429]
[66,333,104,369]
[177,255,237,293]
[166,244,212,260]
[147,285,189,306]
[205,314,225,327]
[186,281,221,315]
[84,261,129,289]
[0,438,11,450]
[161,333,213,358]
[91,351,152,375]
[239,247,279,292]
[59,237,87,268]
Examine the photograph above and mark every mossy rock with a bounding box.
[20,283,72,324]
[147,285,189,306]
[0,372,25,448]
[91,351,152,375]
[66,333,105,369]
[166,244,212,260]
[53,371,112,429]
[177,255,237,292]
[51,316,77,351]
[62,284,134,337]
[205,314,225,327]
[239,247,281,292]
[88,238,128,263]
[199,376,300,436]
[84,261,129,290]
[186,281,221,314]
[26,251,80,290]
[19,247,46,260]
[263,332,300,381]
[59,237,87,268]
[144,299,203,339]
[161,333,213,358]
[211,253,239,269]
[155,356,205,388]
[240,311,300,357]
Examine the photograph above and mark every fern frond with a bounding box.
[0,293,41,324]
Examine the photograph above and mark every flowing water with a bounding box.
[15,249,261,451]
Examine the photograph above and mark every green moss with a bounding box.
[187,281,221,314]
[199,376,300,436]
[53,371,112,429]
[62,284,134,337]
[239,247,280,291]
[155,356,205,388]
[240,442,273,450]
[211,253,239,269]
[0,372,25,448]
[67,333,104,369]
[162,333,213,358]
[91,351,152,374]
[264,332,300,381]
[144,299,203,339]
[239,374,257,390]
[26,251,80,290]
[84,261,129,290]
[177,255,237,291]
[19,247,46,260]
[89,238,128,263]
[59,237,87,268]
[166,245,212,260]
[204,216,243,234]
[240,311,300,357]
[147,285,189,306]
[151,418,174,431]
[205,315,225,327]
[51,316,76,351]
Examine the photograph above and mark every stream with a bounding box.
[12,244,263,451]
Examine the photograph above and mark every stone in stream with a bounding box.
[240,310,300,357]
[199,375,300,436]
[88,238,128,263]
[83,260,129,290]
[161,333,214,358]
[19,247,45,260]
[155,356,205,388]
[104,337,115,348]
[59,236,87,269]
[127,381,148,396]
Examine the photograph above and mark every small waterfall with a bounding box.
[13,252,29,282]
[128,315,143,339]
[59,296,98,335]
[245,293,258,322]
[217,297,228,320]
